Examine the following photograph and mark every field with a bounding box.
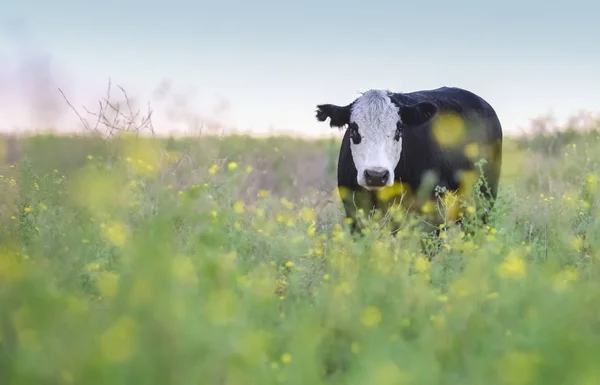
[2,116,600,385]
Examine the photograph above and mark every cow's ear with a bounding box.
[399,101,438,126]
[316,103,351,128]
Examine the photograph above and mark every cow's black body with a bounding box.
[333,86,503,234]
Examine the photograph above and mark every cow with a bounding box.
[315,86,503,238]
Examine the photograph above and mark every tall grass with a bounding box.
[1,122,600,384]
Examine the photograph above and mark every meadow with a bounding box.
[1,114,600,385]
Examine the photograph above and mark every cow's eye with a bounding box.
[394,121,403,141]
[349,122,361,144]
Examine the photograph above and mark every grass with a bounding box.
[2,119,600,385]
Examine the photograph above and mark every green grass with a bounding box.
[2,125,600,385]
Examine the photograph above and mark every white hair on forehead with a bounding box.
[348,89,403,189]
[350,89,399,126]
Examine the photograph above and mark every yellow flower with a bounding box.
[280,198,294,210]
[205,290,239,325]
[432,112,466,148]
[307,222,316,237]
[245,166,253,173]
[497,350,541,385]
[233,201,245,214]
[96,271,120,299]
[430,313,446,329]
[171,255,199,286]
[552,266,579,292]
[464,142,480,159]
[421,200,436,213]
[99,316,138,364]
[280,353,292,364]
[87,155,93,160]
[23,206,33,213]
[208,164,219,175]
[360,306,382,328]
[258,190,269,198]
[498,250,527,280]
[86,262,101,272]
[228,161,238,170]
[586,173,598,190]
[571,235,585,252]
[66,295,88,315]
[367,361,408,385]
[101,220,128,247]
[300,207,316,222]
[335,281,353,295]
[0,250,25,284]
[237,329,272,365]
[414,257,430,273]
[130,278,152,304]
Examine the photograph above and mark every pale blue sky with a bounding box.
[1,0,599,136]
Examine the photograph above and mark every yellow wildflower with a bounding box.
[414,257,430,273]
[360,306,382,328]
[367,361,408,385]
[208,164,219,175]
[233,201,245,214]
[280,353,292,364]
[96,271,120,299]
[280,198,294,210]
[432,112,466,148]
[497,350,541,385]
[421,200,436,213]
[571,235,585,252]
[99,316,138,364]
[552,266,579,292]
[300,207,316,222]
[171,255,199,286]
[0,250,25,284]
[205,289,239,325]
[101,220,128,247]
[498,250,527,280]
[307,222,316,237]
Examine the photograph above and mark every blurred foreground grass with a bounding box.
[2,123,600,384]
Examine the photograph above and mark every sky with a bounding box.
[1,0,599,137]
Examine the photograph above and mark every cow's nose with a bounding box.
[364,168,390,187]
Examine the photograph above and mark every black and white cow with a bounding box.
[316,86,503,235]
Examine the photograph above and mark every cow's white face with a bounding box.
[315,89,439,191]
[348,90,402,190]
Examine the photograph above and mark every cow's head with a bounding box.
[316,89,438,190]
